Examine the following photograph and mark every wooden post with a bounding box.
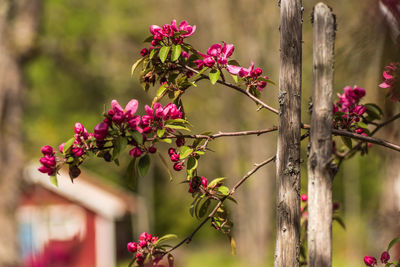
[308,3,335,267]
[274,0,303,266]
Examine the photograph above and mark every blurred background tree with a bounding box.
[4,0,397,266]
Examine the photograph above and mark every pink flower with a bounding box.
[74,123,85,134]
[364,256,377,266]
[40,155,56,168]
[202,42,235,67]
[178,20,196,37]
[138,240,147,248]
[72,147,84,157]
[203,57,215,67]
[380,251,390,264]
[127,242,137,253]
[58,143,65,153]
[168,148,176,156]
[170,153,180,162]
[207,44,222,57]
[110,99,138,124]
[379,62,400,102]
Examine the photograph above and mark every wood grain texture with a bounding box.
[274,0,303,266]
[307,3,335,267]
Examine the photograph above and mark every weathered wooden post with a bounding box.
[274,0,303,266]
[308,3,335,267]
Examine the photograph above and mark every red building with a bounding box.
[19,165,137,267]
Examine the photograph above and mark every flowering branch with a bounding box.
[163,155,276,255]
[181,64,279,114]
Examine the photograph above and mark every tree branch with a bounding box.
[163,155,276,255]
[181,64,279,115]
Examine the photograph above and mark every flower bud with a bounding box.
[380,251,390,264]
[129,147,143,158]
[38,165,54,175]
[142,126,152,134]
[333,202,340,211]
[59,143,65,153]
[138,240,147,248]
[127,242,137,253]
[254,68,263,76]
[148,146,157,153]
[168,148,176,156]
[69,166,81,179]
[170,153,180,162]
[201,176,208,188]
[301,194,308,202]
[74,122,85,134]
[40,155,56,168]
[41,145,54,155]
[72,147,85,157]
[364,256,377,266]
[176,137,185,147]
[151,236,158,244]
[173,162,183,171]
[140,48,149,57]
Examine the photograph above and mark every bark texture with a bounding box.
[274,0,302,266]
[0,0,40,265]
[307,3,335,267]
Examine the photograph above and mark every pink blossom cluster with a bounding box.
[188,176,208,193]
[70,123,92,157]
[168,147,184,171]
[227,62,270,91]
[364,251,390,266]
[38,99,185,177]
[38,146,57,175]
[127,232,159,265]
[333,86,367,135]
[379,62,400,102]
[195,42,235,68]
[149,20,196,46]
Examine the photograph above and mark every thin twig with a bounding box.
[181,64,279,115]
[163,155,276,254]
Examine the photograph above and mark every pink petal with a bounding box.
[125,99,139,117]
[379,82,391,88]
[222,43,235,58]
[150,25,162,35]
[226,65,242,75]
[170,20,178,31]
[383,71,393,80]
[111,100,124,113]
[207,43,222,57]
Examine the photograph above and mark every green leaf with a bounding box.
[165,124,190,131]
[191,67,208,81]
[186,157,198,171]
[209,69,220,85]
[198,198,211,218]
[126,157,138,189]
[333,215,346,230]
[218,186,230,196]
[231,74,239,83]
[156,83,168,97]
[149,49,157,59]
[357,121,369,129]
[165,119,189,125]
[157,129,165,138]
[365,103,383,120]
[113,136,128,160]
[180,146,193,159]
[208,177,225,188]
[63,137,75,154]
[143,36,153,43]
[159,46,170,63]
[388,237,400,251]
[131,57,145,76]
[171,44,181,62]
[154,234,178,245]
[159,138,172,144]
[114,158,120,166]
[138,154,151,177]
[50,174,58,187]
[131,131,143,145]
[229,235,237,255]
[341,136,352,149]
